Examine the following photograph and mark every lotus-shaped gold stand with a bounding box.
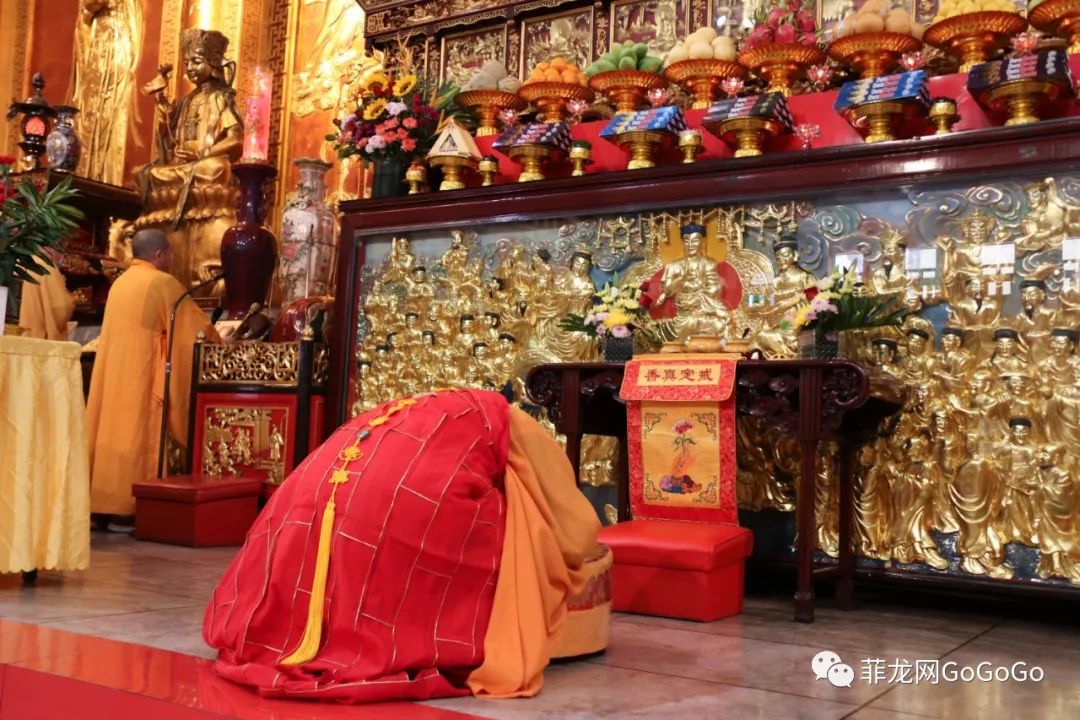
[588,70,668,113]
[711,116,783,157]
[929,97,960,134]
[517,82,594,123]
[507,144,554,182]
[1030,0,1080,53]
[924,11,1027,72]
[455,89,526,137]
[614,130,667,169]
[827,32,923,78]
[737,43,826,97]
[983,78,1066,125]
[663,59,748,109]
[428,155,476,191]
[846,99,920,143]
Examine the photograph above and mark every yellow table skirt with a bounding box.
[0,335,90,573]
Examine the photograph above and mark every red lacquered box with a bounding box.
[132,474,262,547]
[598,519,753,622]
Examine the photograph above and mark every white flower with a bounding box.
[817,275,834,291]
[386,101,408,117]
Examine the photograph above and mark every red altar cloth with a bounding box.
[476,54,1080,183]
[203,390,509,703]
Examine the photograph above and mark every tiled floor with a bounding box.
[3,532,1080,719]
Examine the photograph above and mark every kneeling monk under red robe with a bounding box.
[204,389,600,703]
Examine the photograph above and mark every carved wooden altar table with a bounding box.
[525,359,901,623]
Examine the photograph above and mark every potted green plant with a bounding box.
[0,159,84,333]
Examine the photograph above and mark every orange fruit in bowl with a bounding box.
[551,57,568,71]
[544,68,562,82]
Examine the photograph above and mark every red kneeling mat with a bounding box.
[599,519,753,622]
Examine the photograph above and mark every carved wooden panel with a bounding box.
[521,7,595,79]
[610,0,689,56]
[441,24,508,88]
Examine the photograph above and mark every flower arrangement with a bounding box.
[329,67,464,164]
[780,264,907,341]
[0,159,83,290]
[744,0,819,49]
[560,280,648,339]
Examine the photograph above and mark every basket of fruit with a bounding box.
[517,57,594,123]
[1030,0,1080,53]
[738,0,826,97]
[828,1,925,78]
[456,61,525,137]
[663,27,746,109]
[924,2,1028,72]
[586,41,668,113]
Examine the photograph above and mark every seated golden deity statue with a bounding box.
[133,29,243,292]
[656,224,733,345]
[1015,177,1078,253]
[938,211,995,302]
[988,328,1030,378]
[753,235,816,358]
[901,328,934,389]
[403,265,435,319]
[933,327,975,395]
[871,337,904,383]
[869,230,912,296]
[438,230,471,287]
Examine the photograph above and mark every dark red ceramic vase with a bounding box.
[220,162,278,319]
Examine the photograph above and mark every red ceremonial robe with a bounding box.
[204,390,511,702]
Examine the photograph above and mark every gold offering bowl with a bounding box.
[928,97,960,134]
[455,90,527,137]
[827,32,923,79]
[846,99,918,143]
[710,116,784,158]
[984,78,1066,125]
[507,144,554,182]
[663,59,748,109]
[516,82,594,123]
[615,130,668,169]
[924,11,1028,73]
[588,70,668,113]
[737,42,827,97]
[1030,0,1080,53]
[428,155,476,191]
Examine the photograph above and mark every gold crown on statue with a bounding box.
[960,210,995,238]
[182,29,231,63]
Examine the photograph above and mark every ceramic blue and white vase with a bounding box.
[46,106,81,172]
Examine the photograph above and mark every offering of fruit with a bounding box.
[585,41,665,77]
[932,0,1022,23]
[523,57,588,87]
[664,26,738,66]
[462,60,522,93]
[743,0,819,49]
[834,0,926,40]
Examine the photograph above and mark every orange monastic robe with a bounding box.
[205,390,599,703]
[18,264,75,340]
[86,259,219,515]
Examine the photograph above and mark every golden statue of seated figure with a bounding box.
[133,28,242,294]
[656,224,734,348]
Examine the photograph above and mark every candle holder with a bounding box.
[569,140,593,176]
[795,123,820,149]
[455,89,526,137]
[508,144,553,182]
[716,116,783,157]
[924,11,1027,72]
[405,161,428,194]
[589,70,668,113]
[616,129,666,169]
[1030,0,1080,53]
[222,162,278,319]
[928,97,960,134]
[984,78,1063,125]
[429,155,476,190]
[737,43,826,97]
[664,60,747,109]
[478,155,499,186]
[678,129,703,163]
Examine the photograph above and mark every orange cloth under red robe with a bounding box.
[204,389,598,703]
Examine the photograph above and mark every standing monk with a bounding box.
[86,229,220,527]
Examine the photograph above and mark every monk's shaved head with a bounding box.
[131,229,172,271]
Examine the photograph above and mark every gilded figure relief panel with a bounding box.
[442,24,507,88]
[611,0,688,56]
[521,8,594,78]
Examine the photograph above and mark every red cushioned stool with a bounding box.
[132,474,263,547]
[598,519,753,622]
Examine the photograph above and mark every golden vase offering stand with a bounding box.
[507,144,554,182]
[405,162,428,194]
[737,42,826,97]
[928,97,960,134]
[589,70,668,113]
[711,116,784,157]
[663,59,748,109]
[455,90,527,137]
[826,32,924,79]
[846,99,922,143]
[428,155,476,191]
[1030,0,1080,52]
[569,141,593,176]
[516,82,594,123]
[924,11,1028,73]
[984,78,1067,125]
[615,130,668,169]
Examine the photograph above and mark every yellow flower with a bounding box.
[618,298,640,310]
[363,72,391,93]
[363,98,387,120]
[393,74,418,96]
[604,310,632,328]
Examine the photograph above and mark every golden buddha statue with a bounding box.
[752,236,816,358]
[870,338,904,384]
[887,434,949,569]
[1014,279,1056,363]
[481,311,503,345]
[453,314,481,356]
[901,293,936,343]
[927,404,961,533]
[951,431,1012,578]
[853,441,891,560]
[655,224,733,345]
[988,329,1030,378]
[1000,417,1040,546]
[996,372,1044,437]
[948,276,1001,360]
[402,265,435,319]
[134,28,243,293]
[400,312,424,351]
[1039,329,1080,395]
[438,230,471,287]
[901,328,934,390]
[1034,443,1080,584]
[529,250,598,361]
[869,229,912,296]
[1015,177,1078,254]
[939,211,995,302]
[932,327,976,396]
[950,369,1006,440]
[382,236,417,286]
[416,330,441,388]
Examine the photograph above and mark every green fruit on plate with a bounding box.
[586,59,617,76]
[618,55,638,70]
[602,51,619,66]
[638,56,662,73]
[634,42,649,58]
